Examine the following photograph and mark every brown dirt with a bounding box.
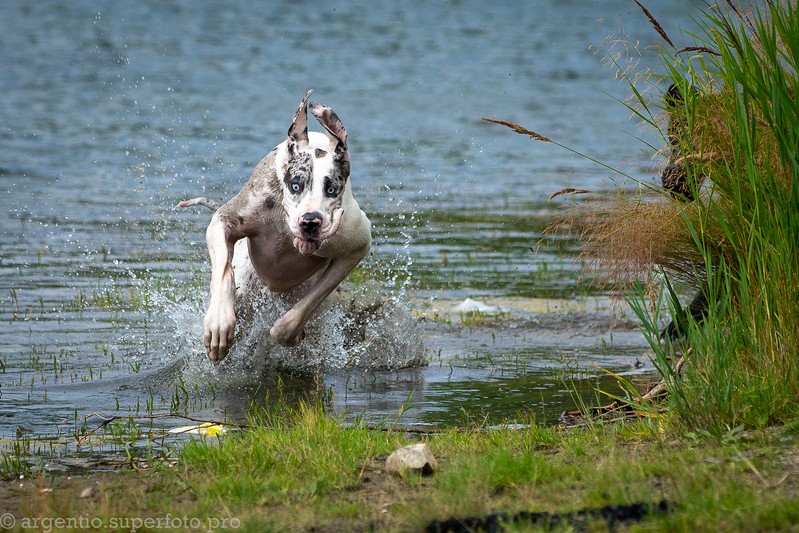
[0,460,423,533]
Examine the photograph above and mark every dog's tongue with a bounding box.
[294,237,320,256]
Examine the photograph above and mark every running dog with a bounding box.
[180,90,371,364]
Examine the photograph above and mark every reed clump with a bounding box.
[542,1,799,432]
[627,2,797,431]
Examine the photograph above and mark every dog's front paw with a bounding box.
[270,312,306,347]
[204,303,237,364]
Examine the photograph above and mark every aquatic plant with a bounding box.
[582,1,799,431]
[645,0,799,432]
[489,1,799,431]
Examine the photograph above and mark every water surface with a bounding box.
[0,0,704,461]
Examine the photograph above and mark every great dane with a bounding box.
[180,90,371,364]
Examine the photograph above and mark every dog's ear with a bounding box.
[309,102,348,163]
[287,90,313,154]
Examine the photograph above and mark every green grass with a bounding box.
[10,402,799,532]
[177,404,405,510]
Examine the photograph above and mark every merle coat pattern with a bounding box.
[199,91,371,363]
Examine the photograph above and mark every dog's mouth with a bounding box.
[291,208,343,256]
[293,236,321,256]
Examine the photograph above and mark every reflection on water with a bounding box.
[0,0,704,463]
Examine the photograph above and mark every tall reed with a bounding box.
[486,2,798,431]
[626,1,799,432]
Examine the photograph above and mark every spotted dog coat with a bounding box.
[196,91,371,363]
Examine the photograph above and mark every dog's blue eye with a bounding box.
[326,186,337,196]
[291,183,301,192]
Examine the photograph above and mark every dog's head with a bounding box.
[281,90,350,256]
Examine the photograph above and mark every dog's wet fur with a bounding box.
[182,90,371,364]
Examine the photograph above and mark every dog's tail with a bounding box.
[177,197,221,212]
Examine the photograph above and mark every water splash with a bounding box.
[151,276,427,392]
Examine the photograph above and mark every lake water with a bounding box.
[0,0,705,465]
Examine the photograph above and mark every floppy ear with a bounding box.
[309,101,348,160]
[287,90,313,154]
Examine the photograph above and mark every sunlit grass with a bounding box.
[18,401,799,531]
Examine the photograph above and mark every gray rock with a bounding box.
[385,443,438,476]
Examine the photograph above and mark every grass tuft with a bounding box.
[179,402,406,507]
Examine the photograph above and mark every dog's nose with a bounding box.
[299,211,322,234]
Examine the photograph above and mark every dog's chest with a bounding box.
[245,232,327,293]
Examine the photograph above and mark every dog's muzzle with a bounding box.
[299,211,323,237]
[291,208,343,256]
[293,211,324,256]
